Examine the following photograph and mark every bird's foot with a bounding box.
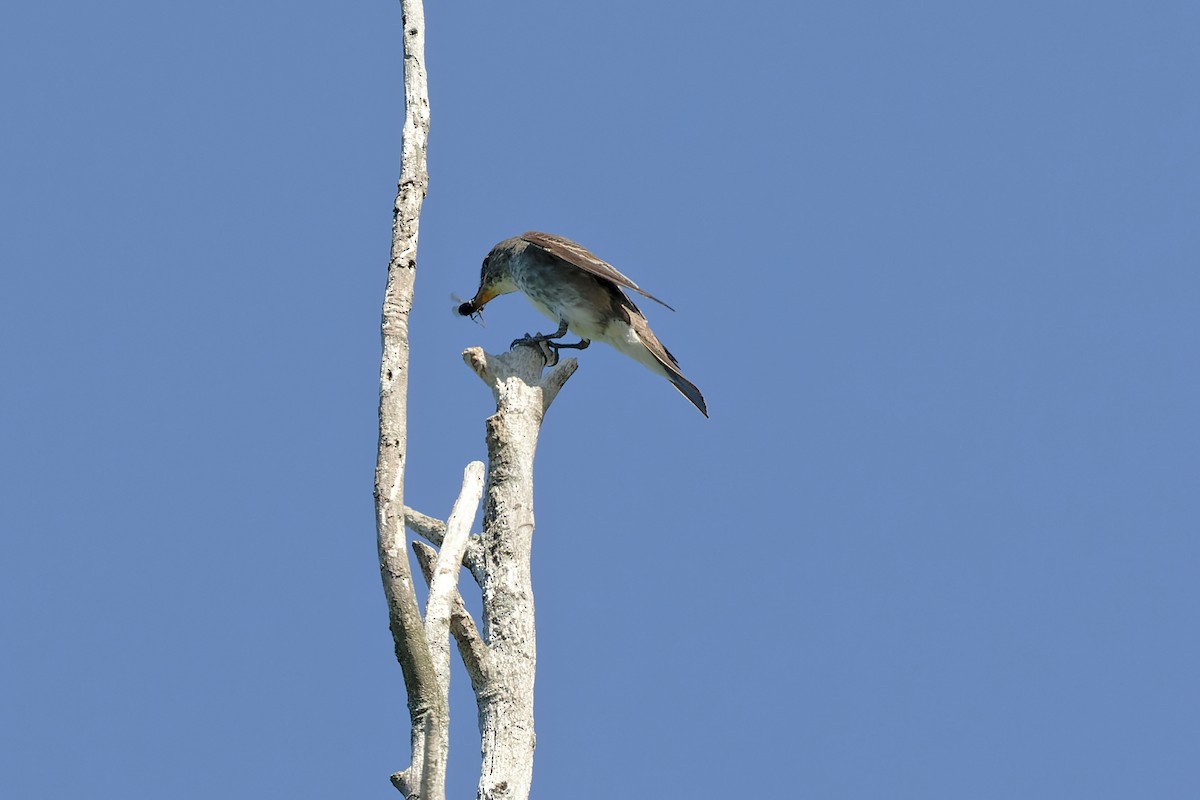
[510,332,561,366]
[509,333,591,367]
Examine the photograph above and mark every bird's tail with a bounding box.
[666,368,708,417]
[620,316,709,417]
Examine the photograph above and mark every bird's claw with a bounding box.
[510,333,561,366]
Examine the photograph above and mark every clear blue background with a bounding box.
[3,1,1198,797]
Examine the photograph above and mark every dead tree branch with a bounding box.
[462,346,577,800]
[413,541,491,694]
[375,0,437,796]
[424,461,486,694]
[403,505,486,586]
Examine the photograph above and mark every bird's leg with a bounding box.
[539,319,590,351]
[510,318,569,350]
[540,318,570,340]
[510,319,589,367]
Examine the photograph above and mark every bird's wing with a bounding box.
[519,231,675,311]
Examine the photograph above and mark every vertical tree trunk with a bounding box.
[375,0,439,797]
[476,412,539,800]
[463,346,577,800]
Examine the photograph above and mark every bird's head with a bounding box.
[457,240,521,317]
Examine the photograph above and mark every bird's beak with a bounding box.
[472,285,499,308]
[458,285,498,317]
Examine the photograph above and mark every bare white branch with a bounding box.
[540,358,579,412]
[400,505,445,539]
[424,461,485,694]
[403,505,486,586]
[463,346,579,416]
[412,541,491,692]
[379,0,438,797]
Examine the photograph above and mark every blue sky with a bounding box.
[3,1,1198,797]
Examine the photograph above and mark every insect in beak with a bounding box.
[451,294,486,325]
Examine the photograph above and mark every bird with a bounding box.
[457,231,708,417]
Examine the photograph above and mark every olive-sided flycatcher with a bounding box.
[457,231,707,417]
